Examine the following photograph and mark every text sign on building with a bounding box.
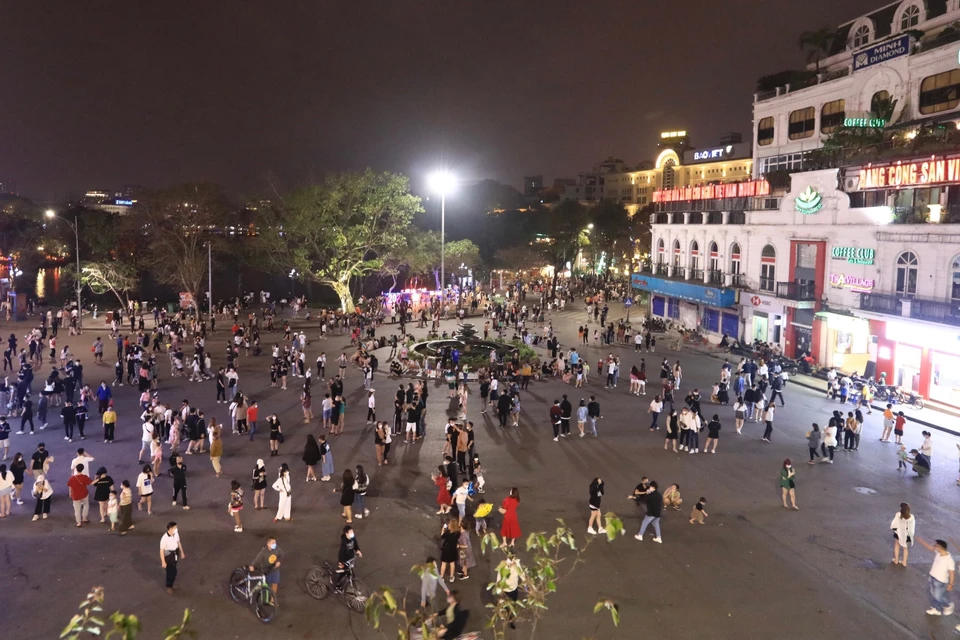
[829,273,875,293]
[693,146,734,161]
[652,179,771,204]
[843,117,885,128]
[831,246,875,265]
[795,185,823,214]
[853,34,910,71]
[851,155,960,190]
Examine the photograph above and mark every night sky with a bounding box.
[1,0,880,201]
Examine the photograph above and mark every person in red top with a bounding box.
[434,466,452,515]
[246,400,259,442]
[894,411,907,445]
[67,464,93,527]
[500,487,522,548]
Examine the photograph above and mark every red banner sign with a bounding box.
[652,179,771,204]
[854,155,960,190]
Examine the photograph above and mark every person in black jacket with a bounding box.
[496,392,512,428]
[586,396,601,437]
[559,395,572,437]
[634,481,663,543]
[769,373,786,407]
[335,525,362,592]
[169,455,189,509]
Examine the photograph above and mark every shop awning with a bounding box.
[630,273,736,308]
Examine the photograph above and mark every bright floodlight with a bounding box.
[427,171,457,196]
[44,209,56,218]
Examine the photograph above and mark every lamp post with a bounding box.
[427,171,456,302]
[45,209,82,333]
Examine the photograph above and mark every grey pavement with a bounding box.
[1,307,958,639]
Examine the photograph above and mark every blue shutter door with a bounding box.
[668,298,680,319]
[721,312,739,339]
[652,296,665,317]
[703,308,720,332]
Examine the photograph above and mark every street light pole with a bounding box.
[427,170,456,304]
[440,192,445,299]
[207,241,213,317]
[46,209,82,332]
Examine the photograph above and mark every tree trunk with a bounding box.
[329,280,355,314]
[433,269,441,292]
[388,273,398,294]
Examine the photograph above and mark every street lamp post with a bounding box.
[427,171,456,302]
[45,209,82,333]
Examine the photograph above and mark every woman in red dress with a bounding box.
[434,466,452,515]
[500,487,522,547]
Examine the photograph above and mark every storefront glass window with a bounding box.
[951,256,960,301]
[895,344,922,392]
[932,351,960,407]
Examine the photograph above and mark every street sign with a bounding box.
[624,298,633,307]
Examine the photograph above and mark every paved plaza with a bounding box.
[2,305,959,640]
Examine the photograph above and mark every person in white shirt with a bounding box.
[452,479,471,522]
[159,521,186,594]
[761,404,776,442]
[890,502,916,566]
[915,537,955,616]
[366,390,376,424]
[70,448,96,479]
[139,420,155,463]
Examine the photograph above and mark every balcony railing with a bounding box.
[731,273,747,288]
[690,268,704,282]
[861,292,960,327]
[639,261,653,274]
[776,280,816,301]
[708,269,723,285]
[655,263,669,276]
[673,267,686,279]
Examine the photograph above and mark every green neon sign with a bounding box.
[795,185,823,215]
[831,246,875,265]
[844,117,885,128]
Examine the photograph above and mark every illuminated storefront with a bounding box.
[631,273,738,337]
[813,312,873,375]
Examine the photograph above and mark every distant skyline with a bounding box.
[0,0,880,200]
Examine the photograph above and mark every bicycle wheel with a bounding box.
[228,569,247,603]
[343,578,369,613]
[305,566,331,600]
[253,585,278,623]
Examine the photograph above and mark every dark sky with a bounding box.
[0,0,880,201]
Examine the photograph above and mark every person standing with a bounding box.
[159,521,186,594]
[648,395,663,431]
[92,467,114,523]
[779,459,799,510]
[209,418,223,478]
[273,463,292,522]
[915,537,955,616]
[587,477,605,535]
[170,455,189,510]
[319,435,334,482]
[806,424,822,464]
[894,411,907,445]
[586,396,601,437]
[732,396,746,434]
[891,502,916,566]
[267,415,282,457]
[302,434,321,481]
[229,480,244,532]
[118,479,135,534]
[881,404,895,442]
[822,421,838,464]
[67,463,92,527]
[559,395,572,438]
[500,487,522,548]
[136,465,154,515]
[102,403,117,443]
[634,481,663,543]
[761,402,775,442]
[251,459,267,510]
[704,415,721,454]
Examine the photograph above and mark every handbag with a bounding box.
[277,432,285,443]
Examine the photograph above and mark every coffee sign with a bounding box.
[830,273,875,293]
[831,246,875,265]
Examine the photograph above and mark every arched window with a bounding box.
[900,4,920,30]
[672,239,681,267]
[871,90,891,116]
[708,241,719,273]
[689,240,700,271]
[662,158,677,190]
[730,242,742,275]
[896,251,918,296]
[657,238,665,263]
[760,244,776,292]
[853,24,870,48]
[952,256,960,301]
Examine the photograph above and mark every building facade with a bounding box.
[753,0,960,177]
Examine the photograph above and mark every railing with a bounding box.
[776,280,816,301]
[860,292,903,315]
[708,269,723,285]
[655,263,669,276]
[690,268,704,282]
[759,277,776,293]
[706,211,723,224]
[754,67,851,103]
[639,261,653,274]
[731,273,747,288]
[728,211,747,224]
[915,29,960,54]
[654,197,781,214]
[688,212,703,224]
[673,267,686,279]
[911,297,960,326]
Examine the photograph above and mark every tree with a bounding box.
[587,201,631,274]
[71,261,140,309]
[366,515,625,640]
[798,28,836,72]
[61,586,193,640]
[541,200,591,294]
[132,184,233,316]
[260,171,422,312]
[493,245,546,273]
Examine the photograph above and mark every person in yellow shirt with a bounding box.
[103,404,118,443]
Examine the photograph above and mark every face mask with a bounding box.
[786,465,792,469]
[268,543,277,550]
[347,533,355,539]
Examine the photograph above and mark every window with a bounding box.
[667,297,680,319]
[896,251,918,296]
[757,117,775,146]
[788,107,816,140]
[760,244,776,292]
[657,238,665,263]
[689,240,700,271]
[900,4,920,30]
[853,24,870,48]
[919,70,960,115]
[870,90,890,116]
[952,256,960,302]
[709,241,719,272]
[662,159,677,189]
[730,242,741,275]
[821,99,845,134]
[672,239,681,267]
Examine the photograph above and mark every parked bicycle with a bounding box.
[228,567,278,623]
[305,560,369,613]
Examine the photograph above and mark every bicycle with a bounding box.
[304,560,369,613]
[228,567,278,623]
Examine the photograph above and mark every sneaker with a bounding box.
[32,514,38,521]
[827,460,834,464]
[579,433,585,438]
[945,604,955,616]
[15,431,23,435]
[652,537,662,543]
[42,513,48,519]
[182,506,190,510]
[694,448,699,453]
[355,514,362,519]
[761,438,770,442]
[553,437,559,442]
[927,608,942,616]
[587,527,597,535]
[364,509,370,516]
[597,527,606,534]
[172,501,177,506]
[634,534,643,541]
[688,449,695,454]
[234,526,243,532]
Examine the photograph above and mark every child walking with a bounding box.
[229,480,243,532]
[898,444,909,471]
[107,490,119,531]
[689,497,708,524]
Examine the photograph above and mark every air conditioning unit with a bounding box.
[844,175,860,191]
